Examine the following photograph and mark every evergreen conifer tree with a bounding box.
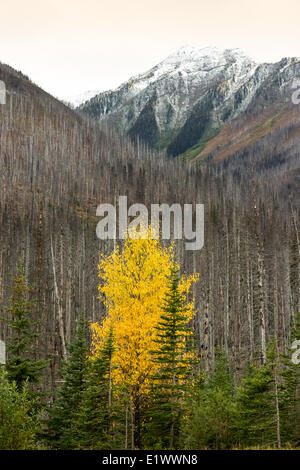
[74,326,124,449]
[5,263,47,388]
[235,340,283,448]
[46,313,87,449]
[145,265,196,449]
[184,351,237,450]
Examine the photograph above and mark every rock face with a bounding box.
[78,46,300,158]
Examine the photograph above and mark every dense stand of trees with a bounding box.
[0,66,299,448]
[1,242,299,450]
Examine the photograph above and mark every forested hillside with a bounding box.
[0,61,299,449]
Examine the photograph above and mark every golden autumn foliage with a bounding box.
[90,228,198,399]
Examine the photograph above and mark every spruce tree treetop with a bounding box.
[146,264,198,449]
[5,262,47,388]
[280,312,300,447]
[74,325,125,450]
[45,313,88,449]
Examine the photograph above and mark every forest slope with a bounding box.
[0,61,298,393]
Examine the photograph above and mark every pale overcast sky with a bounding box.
[0,0,300,100]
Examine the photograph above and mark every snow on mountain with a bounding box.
[100,45,257,101]
[66,90,101,107]
[79,46,300,157]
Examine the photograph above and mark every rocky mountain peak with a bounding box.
[78,46,300,159]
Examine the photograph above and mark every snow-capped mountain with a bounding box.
[66,89,101,108]
[79,46,300,158]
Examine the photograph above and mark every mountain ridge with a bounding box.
[78,46,300,163]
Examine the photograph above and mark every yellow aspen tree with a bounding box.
[90,228,198,447]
